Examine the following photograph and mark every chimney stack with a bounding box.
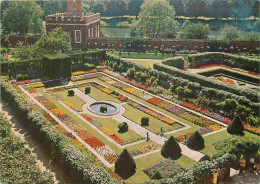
[75,0,82,15]
[67,0,74,14]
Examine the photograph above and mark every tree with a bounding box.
[35,27,72,55]
[141,117,149,126]
[118,122,128,132]
[36,0,67,17]
[132,0,179,38]
[179,21,209,39]
[185,0,207,18]
[161,136,181,159]
[230,0,251,20]
[68,90,74,96]
[220,24,242,41]
[187,131,205,150]
[227,115,244,135]
[93,2,105,14]
[105,0,127,16]
[207,0,231,19]
[244,33,260,41]
[128,0,144,17]
[115,149,136,175]
[169,0,185,17]
[2,1,44,34]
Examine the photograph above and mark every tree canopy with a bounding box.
[2,1,44,34]
[131,0,179,38]
[179,21,209,39]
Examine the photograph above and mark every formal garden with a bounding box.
[1,0,260,183]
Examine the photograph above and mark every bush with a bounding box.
[68,90,74,96]
[161,136,181,159]
[115,149,136,176]
[141,117,149,126]
[16,74,30,81]
[85,87,91,94]
[187,131,205,150]
[118,122,128,132]
[227,115,244,135]
[150,171,163,180]
[162,56,184,69]
[100,105,107,113]
[84,63,95,70]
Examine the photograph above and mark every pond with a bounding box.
[89,102,118,115]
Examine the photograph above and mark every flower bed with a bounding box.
[99,126,115,136]
[180,101,198,111]
[110,135,124,144]
[147,97,163,105]
[244,124,260,135]
[129,143,161,157]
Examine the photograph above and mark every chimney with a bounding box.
[75,0,82,14]
[67,0,74,13]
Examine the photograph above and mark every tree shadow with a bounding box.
[117,129,128,134]
[118,170,136,180]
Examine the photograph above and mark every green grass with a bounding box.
[122,151,196,183]
[111,51,175,60]
[54,88,143,144]
[56,90,85,111]
[123,104,182,134]
[125,58,162,68]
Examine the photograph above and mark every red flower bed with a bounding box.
[222,117,232,125]
[88,69,98,73]
[43,113,54,121]
[106,154,118,164]
[138,84,148,89]
[198,64,232,69]
[17,80,30,85]
[29,90,37,93]
[110,135,124,144]
[175,132,193,142]
[226,78,234,84]
[147,97,163,105]
[248,71,260,76]
[76,130,105,148]
[117,96,126,102]
[180,101,198,111]
[81,115,93,122]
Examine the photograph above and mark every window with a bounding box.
[91,28,94,37]
[88,29,91,37]
[75,30,81,43]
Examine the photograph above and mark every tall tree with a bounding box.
[2,1,44,34]
[185,0,208,18]
[93,2,106,14]
[169,0,185,17]
[115,149,136,176]
[105,0,127,16]
[207,0,232,19]
[132,0,179,38]
[36,0,67,17]
[161,136,181,159]
[128,0,144,17]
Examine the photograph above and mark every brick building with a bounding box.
[45,0,100,48]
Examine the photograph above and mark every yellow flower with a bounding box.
[30,83,45,88]
[63,101,74,108]
[99,126,115,136]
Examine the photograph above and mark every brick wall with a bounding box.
[1,35,259,53]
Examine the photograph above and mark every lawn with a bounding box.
[56,90,85,111]
[123,104,182,134]
[125,58,161,68]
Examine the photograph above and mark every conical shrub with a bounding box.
[151,171,163,180]
[187,131,205,150]
[115,149,136,175]
[161,136,181,159]
[227,115,244,135]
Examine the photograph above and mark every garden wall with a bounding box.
[1,34,259,53]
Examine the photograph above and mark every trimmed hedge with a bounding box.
[153,63,259,103]
[188,52,260,73]
[0,79,116,184]
[162,56,184,69]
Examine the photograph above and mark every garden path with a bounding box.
[73,88,205,162]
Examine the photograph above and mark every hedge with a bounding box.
[0,79,116,184]
[153,63,259,103]
[0,113,54,183]
[162,56,184,69]
[144,153,235,184]
[188,52,260,73]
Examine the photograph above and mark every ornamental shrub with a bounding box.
[84,63,95,70]
[16,74,30,81]
[68,90,74,96]
[187,131,205,150]
[118,122,128,132]
[227,115,244,135]
[85,87,91,94]
[161,136,181,159]
[100,105,107,113]
[150,171,163,180]
[115,149,136,176]
[141,117,149,126]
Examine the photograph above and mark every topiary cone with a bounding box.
[227,115,244,135]
[161,136,181,159]
[187,131,205,150]
[115,149,136,175]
